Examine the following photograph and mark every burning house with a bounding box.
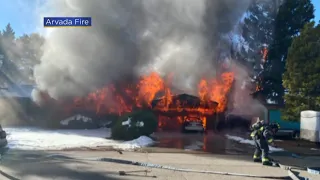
[151,93,218,131]
[45,70,235,131]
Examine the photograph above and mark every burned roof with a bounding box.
[151,93,218,109]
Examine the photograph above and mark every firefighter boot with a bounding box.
[262,158,273,166]
[253,155,261,163]
[266,157,280,167]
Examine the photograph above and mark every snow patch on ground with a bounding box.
[115,136,154,149]
[4,127,154,150]
[225,134,284,152]
[60,114,93,125]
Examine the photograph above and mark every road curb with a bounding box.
[307,167,320,175]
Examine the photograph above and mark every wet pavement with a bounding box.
[272,138,320,156]
[151,131,320,156]
[1,132,320,179]
[151,131,254,155]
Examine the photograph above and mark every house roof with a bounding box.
[151,93,218,108]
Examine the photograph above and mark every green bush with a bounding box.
[111,110,158,140]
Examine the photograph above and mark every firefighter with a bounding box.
[250,122,280,166]
[250,117,265,131]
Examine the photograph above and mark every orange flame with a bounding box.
[261,47,268,63]
[66,71,234,130]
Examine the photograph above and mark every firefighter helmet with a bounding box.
[269,123,280,132]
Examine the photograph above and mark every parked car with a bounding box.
[0,125,7,148]
[181,119,206,133]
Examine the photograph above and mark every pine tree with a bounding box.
[2,23,15,42]
[0,23,16,60]
[16,33,45,83]
[262,0,314,105]
[240,0,281,101]
[282,22,320,121]
[0,23,21,85]
[241,0,278,63]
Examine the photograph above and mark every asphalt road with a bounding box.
[0,131,319,180]
[0,149,319,180]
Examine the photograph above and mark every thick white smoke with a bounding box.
[33,0,251,101]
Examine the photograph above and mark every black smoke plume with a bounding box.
[33,0,252,102]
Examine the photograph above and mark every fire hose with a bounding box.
[47,154,290,179]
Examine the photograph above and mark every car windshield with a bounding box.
[185,118,202,123]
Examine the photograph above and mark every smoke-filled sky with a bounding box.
[28,0,252,100]
[0,0,319,102]
[0,0,319,37]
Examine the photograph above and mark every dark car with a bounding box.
[181,118,205,133]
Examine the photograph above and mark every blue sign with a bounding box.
[44,17,92,27]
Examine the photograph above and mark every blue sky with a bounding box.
[0,0,319,37]
[0,0,45,36]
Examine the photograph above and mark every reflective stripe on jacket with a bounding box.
[250,126,264,137]
[250,126,274,143]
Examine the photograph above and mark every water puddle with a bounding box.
[152,132,253,154]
